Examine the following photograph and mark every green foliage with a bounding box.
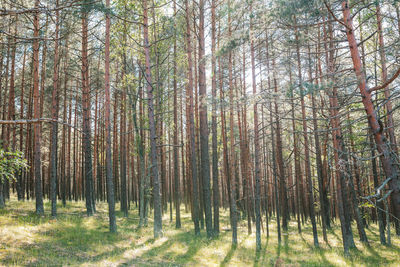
[0,149,28,182]
[217,32,249,57]
[360,201,375,209]
[289,81,332,97]
[72,0,109,17]
[273,0,323,23]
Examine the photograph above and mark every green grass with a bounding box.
[0,198,399,266]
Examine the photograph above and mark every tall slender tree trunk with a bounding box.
[81,0,94,215]
[173,0,181,229]
[272,51,288,233]
[132,72,147,227]
[113,90,119,201]
[120,21,128,217]
[308,40,328,243]
[17,46,27,201]
[33,0,44,215]
[342,0,400,232]
[61,35,70,207]
[228,3,237,245]
[198,0,213,238]
[295,23,319,247]
[185,0,200,235]
[310,87,328,243]
[250,5,261,250]
[211,0,219,235]
[269,101,281,244]
[143,0,162,238]
[105,0,117,232]
[50,1,60,217]
[0,36,9,207]
[324,15,356,253]
[376,2,400,236]
[7,16,17,152]
[265,32,281,243]
[288,59,302,234]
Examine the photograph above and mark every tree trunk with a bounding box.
[17,46,27,201]
[294,23,319,247]
[173,0,181,229]
[376,2,400,236]
[342,0,400,232]
[81,1,94,216]
[197,0,213,238]
[250,5,261,250]
[324,15,356,253]
[288,59,302,234]
[50,1,60,217]
[211,0,219,235]
[105,0,117,232]
[228,6,238,245]
[33,0,44,215]
[185,0,200,235]
[143,0,162,238]
[120,21,128,217]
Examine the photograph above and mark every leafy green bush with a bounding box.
[0,148,28,182]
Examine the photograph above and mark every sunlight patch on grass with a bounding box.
[1,197,400,266]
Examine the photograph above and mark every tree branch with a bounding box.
[368,67,400,93]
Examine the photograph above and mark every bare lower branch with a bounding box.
[368,67,400,93]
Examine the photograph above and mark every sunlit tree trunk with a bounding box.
[105,0,117,232]
[342,0,400,234]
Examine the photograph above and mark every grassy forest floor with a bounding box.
[1,198,399,266]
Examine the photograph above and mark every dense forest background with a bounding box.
[1,0,400,262]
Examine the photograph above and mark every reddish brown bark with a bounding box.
[342,0,400,232]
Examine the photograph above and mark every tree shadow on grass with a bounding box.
[283,233,289,255]
[120,230,217,266]
[257,237,269,266]
[328,227,341,242]
[220,244,237,267]
[345,246,397,267]
[314,248,336,267]
[276,241,281,257]
[365,227,379,238]
[253,248,261,267]
[298,234,337,267]
[299,233,314,250]
[364,245,384,262]
[1,215,131,266]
